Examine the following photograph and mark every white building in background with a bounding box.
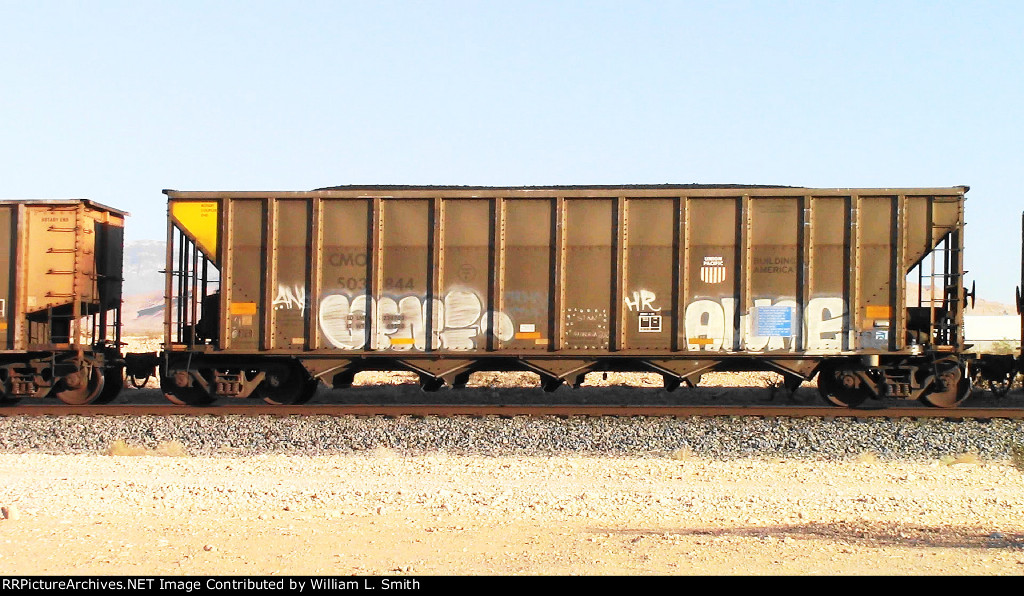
[964,315,1021,352]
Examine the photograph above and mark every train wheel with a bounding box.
[920,360,971,408]
[0,384,19,406]
[161,371,215,406]
[259,365,318,405]
[0,377,12,405]
[817,363,869,408]
[163,385,215,406]
[54,365,106,405]
[91,367,125,405]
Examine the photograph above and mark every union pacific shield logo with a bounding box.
[700,256,727,284]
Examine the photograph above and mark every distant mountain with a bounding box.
[121,241,166,333]
[122,240,166,297]
[907,282,1017,316]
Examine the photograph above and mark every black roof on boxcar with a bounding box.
[164,185,968,198]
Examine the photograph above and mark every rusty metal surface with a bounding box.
[1,200,125,354]
[154,185,976,409]
[162,186,967,358]
[0,205,12,350]
[0,199,125,403]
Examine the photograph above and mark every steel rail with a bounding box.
[1,404,1023,419]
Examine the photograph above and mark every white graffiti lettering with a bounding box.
[685,298,734,351]
[623,290,661,312]
[804,297,845,351]
[683,296,846,352]
[273,284,307,313]
[318,290,515,351]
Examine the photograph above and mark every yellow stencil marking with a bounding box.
[170,200,219,259]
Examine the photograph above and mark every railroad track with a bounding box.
[2,403,1023,418]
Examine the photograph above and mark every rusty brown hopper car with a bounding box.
[0,199,126,404]
[150,185,971,408]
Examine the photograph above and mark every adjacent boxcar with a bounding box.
[971,210,1024,395]
[152,185,970,407]
[0,199,126,403]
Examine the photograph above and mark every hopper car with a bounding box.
[131,184,984,408]
[5,186,1020,408]
[0,200,126,403]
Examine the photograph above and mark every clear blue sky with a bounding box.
[1,1,1021,303]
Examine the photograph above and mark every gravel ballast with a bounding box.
[1,414,1022,461]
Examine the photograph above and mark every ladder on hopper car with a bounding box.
[913,222,967,350]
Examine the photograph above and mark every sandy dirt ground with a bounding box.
[1,451,1024,576]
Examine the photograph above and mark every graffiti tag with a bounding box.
[684,296,844,351]
[319,289,515,351]
[273,285,307,312]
